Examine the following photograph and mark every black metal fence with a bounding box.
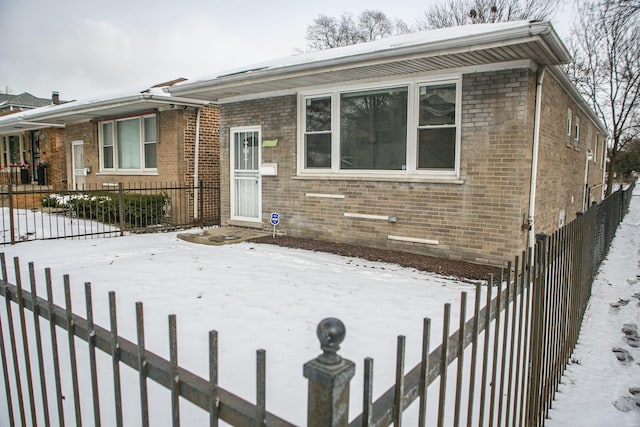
[1,181,220,245]
[0,182,635,426]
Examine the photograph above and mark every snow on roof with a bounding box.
[176,21,542,88]
[0,82,207,128]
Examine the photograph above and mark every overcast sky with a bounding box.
[0,0,573,101]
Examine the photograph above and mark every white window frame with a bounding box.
[566,108,573,146]
[297,76,462,179]
[1,134,26,167]
[99,114,157,172]
[594,133,599,164]
[574,115,581,150]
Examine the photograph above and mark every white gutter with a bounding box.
[169,22,569,97]
[528,66,546,249]
[0,94,213,126]
[193,108,202,221]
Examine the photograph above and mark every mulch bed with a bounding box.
[248,235,502,281]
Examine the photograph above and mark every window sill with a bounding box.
[292,174,464,184]
[96,171,159,176]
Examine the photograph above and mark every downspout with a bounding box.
[582,150,593,211]
[528,66,546,249]
[193,107,202,221]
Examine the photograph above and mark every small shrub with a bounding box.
[42,192,170,227]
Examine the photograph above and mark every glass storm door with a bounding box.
[72,141,85,190]
[231,127,261,222]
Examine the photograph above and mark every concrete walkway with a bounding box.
[177,226,268,246]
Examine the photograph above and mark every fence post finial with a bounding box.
[304,318,355,427]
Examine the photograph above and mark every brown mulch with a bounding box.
[248,235,501,281]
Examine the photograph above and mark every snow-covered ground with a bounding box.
[1,222,481,426]
[1,183,639,426]
[547,185,640,427]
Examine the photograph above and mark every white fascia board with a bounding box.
[0,94,215,127]
[170,22,566,97]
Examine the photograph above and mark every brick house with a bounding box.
[168,21,607,266]
[0,92,67,184]
[0,84,221,221]
[0,84,219,187]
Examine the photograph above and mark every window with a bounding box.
[304,96,331,168]
[566,108,572,146]
[417,84,456,169]
[1,135,25,167]
[100,114,157,171]
[299,78,460,176]
[574,115,580,149]
[594,133,599,164]
[340,87,407,170]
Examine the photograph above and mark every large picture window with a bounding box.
[340,87,407,170]
[100,114,157,171]
[299,78,460,177]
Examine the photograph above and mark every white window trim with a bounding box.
[566,108,573,147]
[297,75,462,179]
[1,134,25,168]
[574,115,580,150]
[99,114,157,172]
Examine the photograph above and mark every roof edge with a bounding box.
[169,21,569,97]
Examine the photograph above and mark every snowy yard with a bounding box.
[1,227,479,426]
[1,182,639,426]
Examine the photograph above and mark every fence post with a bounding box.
[8,183,16,245]
[304,318,355,427]
[198,180,204,227]
[118,182,125,236]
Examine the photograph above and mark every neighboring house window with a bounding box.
[299,78,460,176]
[100,114,157,171]
[1,134,25,167]
[594,133,599,164]
[574,115,580,149]
[566,108,572,146]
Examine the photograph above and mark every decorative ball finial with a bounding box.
[316,318,346,365]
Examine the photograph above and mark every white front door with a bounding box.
[72,141,85,190]
[230,127,261,222]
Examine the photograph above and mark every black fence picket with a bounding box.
[0,181,635,426]
[1,181,220,245]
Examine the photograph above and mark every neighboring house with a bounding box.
[0,83,220,221]
[168,21,608,266]
[0,92,67,183]
[0,91,63,114]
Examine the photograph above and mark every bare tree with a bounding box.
[418,0,556,29]
[567,0,640,195]
[305,10,411,51]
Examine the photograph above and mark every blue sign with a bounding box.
[270,213,280,226]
